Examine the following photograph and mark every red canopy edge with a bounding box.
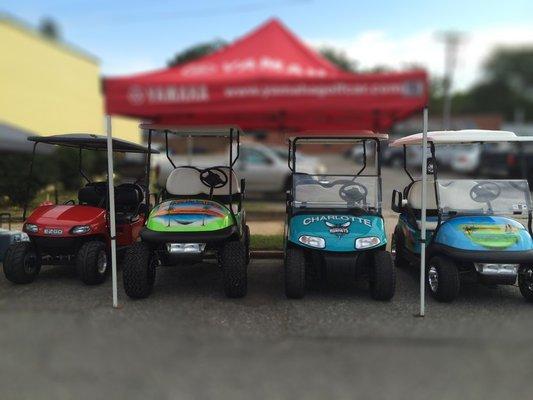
[103,18,428,131]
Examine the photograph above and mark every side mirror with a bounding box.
[391,190,403,213]
[240,178,246,194]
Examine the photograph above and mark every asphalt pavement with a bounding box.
[1,257,533,400]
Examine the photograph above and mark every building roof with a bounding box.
[0,13,99,64]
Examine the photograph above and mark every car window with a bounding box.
[242,148,272,165]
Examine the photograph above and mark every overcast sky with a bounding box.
[3,0,533,91]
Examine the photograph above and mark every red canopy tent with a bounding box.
[104,18,428,132]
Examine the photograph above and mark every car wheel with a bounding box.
[76,241,109,285]
[391,227,409,269]
[3,242,41,284]
[427,255,460,302]
[220,240,247,298]
[285,246,306,299]
[123,242,156,299]
[518,265,533,302]
[369,250,396,301]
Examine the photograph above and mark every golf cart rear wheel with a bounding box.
[76,241,108,285]
[123,242,156,299]
[518,265,533,302]
[220,240,247,298]
[3,242,41,284]
[427,255,460,302]
[369,250,396,301]
[285,247,306,299]
[392,228,409,269]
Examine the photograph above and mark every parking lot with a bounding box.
[2,254,533,399]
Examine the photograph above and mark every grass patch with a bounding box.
[250,234,283,251]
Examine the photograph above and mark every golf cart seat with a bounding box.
[78,182,107,207]
[165,166,241,196]
[405,180,439,230]
[78,182,144,223]
[114,183,144,223]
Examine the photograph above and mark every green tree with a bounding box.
[168,39,227,67]
[318,47,357,72]
[39,18,61,40]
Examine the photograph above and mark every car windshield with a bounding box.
[437,179,531,216]
[292,173,380,211]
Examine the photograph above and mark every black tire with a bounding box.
[123,242,156,299]
[518,265,533,302]
[285,246,306,299]
[392,227,410,269]
[369,250,396,301]
[427,255,460,302]
[3,242,41,284]
[76,241,108,285]
[220,240,247,298]
[243,224,251,266]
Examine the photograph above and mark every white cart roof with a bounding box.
[391,129,533,147]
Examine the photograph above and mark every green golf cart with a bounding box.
[123,125,250,299]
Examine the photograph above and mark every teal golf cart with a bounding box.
[390,130,533,302]
[284,132,395,300]
[123,125,250,299]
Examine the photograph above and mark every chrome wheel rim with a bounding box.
[97,250,108,274]
[391,235,397,259]
[524,267,533,291]
[428,266,439,293]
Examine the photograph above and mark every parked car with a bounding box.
[155,142,326,193]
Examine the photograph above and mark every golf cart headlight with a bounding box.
[24,223,38,233]
[355,236,381,249]
[298,235,325,249]
[71,225,91,235]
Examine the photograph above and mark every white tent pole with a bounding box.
[105,115,119,308]
[419,107,429,317]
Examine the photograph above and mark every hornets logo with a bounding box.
[325,221,351,237]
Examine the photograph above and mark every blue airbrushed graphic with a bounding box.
[288,214,386,252]
[434,216,533,251]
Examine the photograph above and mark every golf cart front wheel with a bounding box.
[76,241,108,285]
[285,247,306,299]
[220,241,247,298]
[369,250,396,301]
[427,256,460,302]
[243,224,251,266]
[518,265,533,302]
[123,242,157,299]
[3,242,41,284]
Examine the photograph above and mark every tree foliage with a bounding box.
[318,47,357,72]
[168,39,227,67]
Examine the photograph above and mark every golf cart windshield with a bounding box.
[437,179,532,216]
[292,173,380,211]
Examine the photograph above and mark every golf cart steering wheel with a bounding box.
[339,182,368,204]
[63,199,75,205]
[470,182,501,203]
[200,167,228,190]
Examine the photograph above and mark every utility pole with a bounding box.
[437,31,464,130]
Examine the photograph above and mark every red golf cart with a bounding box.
[3,134,156,285]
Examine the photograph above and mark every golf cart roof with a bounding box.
[28,133,158,154]
[391,129,533,147]
[140,124,242,137]
[290,130,388,142]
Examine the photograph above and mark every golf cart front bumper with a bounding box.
[430,243,533,284]
[140,225,238,244]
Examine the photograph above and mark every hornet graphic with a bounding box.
[325,221,351,237]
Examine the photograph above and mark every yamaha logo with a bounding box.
[128,85,145,105]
